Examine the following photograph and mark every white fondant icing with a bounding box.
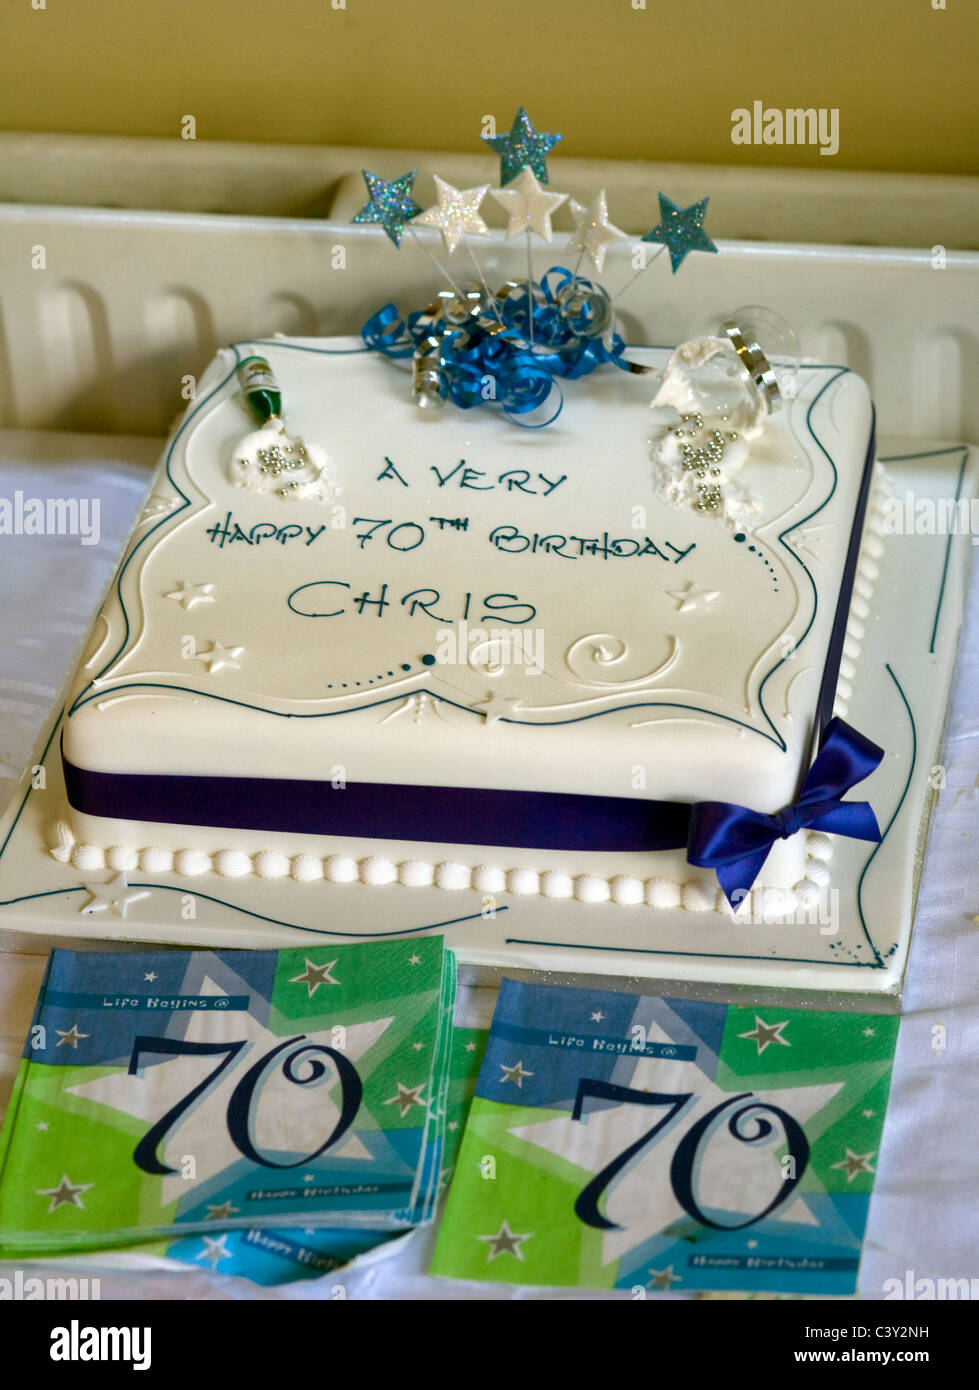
[54,336,880,924]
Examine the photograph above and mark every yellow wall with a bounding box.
[3,0,976,175]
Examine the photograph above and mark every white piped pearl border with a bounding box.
[49,820,833,917]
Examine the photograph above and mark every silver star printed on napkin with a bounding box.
[37,1173,94,1214]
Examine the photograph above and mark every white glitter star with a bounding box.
[568,189,627,272]
[490,167,568,242]
[193,641,243,674]
[413,176,491,255]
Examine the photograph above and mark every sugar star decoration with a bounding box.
[477,1218,532,1262]
[413,175,490,255]
[80,872,151,920]
[193,640,243,674]
[353,168,422,247]
[500,1059,533,1088]
[831,1148,876,1182]
[55,1024,90,1049]
[568,190,627,273]
[490,167,568,243]
[384,1082,427,1118]
[37,1173,93,1214]
[642,192,718,274]
[484,106,562,186]
[666,582,720,613]
[288,957,340,999]
[737,1015,791,1056]
[472,693,524,725]
[165,581,215,611]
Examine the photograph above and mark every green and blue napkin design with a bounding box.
[432,980,898,1295]
[0,937,456,1258]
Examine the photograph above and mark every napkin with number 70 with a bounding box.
[0,936,454,1254]
[431,980,897,1294]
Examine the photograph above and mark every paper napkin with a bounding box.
[0,937,455,1254]
[431,980,898,1295]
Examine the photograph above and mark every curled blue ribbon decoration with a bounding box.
[362,267,635,428]
[686,717,884,909]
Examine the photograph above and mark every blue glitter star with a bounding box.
[483,107,563,186]
[353,169,422,247]
[641,192,718,273]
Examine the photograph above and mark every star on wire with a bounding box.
[568,190,627,273]
[413,175,491,255]
[490,167,568,243]
[642,192,718,273]
[483,107,562,185]
[353,169,422,247]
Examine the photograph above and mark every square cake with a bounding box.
[53,334,882,918]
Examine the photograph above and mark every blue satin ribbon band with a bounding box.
[62,718,882,906]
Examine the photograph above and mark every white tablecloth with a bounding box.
[1,430,977,1299]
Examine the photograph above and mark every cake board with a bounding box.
[0,441,975,1011]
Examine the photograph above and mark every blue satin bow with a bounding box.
[687,718,884,908]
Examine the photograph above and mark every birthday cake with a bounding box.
[51,329,885,918]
